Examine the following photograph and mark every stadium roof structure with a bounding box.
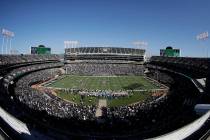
[65,46,145,55]
[64,47,146,62]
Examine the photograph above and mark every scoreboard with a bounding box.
[160,46,180,57]
[31,46,51,54]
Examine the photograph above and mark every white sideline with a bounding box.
[0,106,31,135]
[148,110,210,140]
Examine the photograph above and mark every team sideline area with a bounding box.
[40,75,165,107]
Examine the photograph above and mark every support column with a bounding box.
[1,36,4,54]
[9,38,12,54]
[206,59,210,95]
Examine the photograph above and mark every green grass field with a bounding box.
[57,91,150,107]
[57,91,98,106]
[46,75,159,107]
[47,75,159,91]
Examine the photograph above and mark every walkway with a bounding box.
[95,99,107,117]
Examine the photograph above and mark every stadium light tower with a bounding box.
[64,40,79,54]
[1,28,15,54]
[132,41,148,50]
[196,31,209,57]
[132,41,148,46]
[132,41,148,59]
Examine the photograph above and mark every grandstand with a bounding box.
[0,53,210,140]
[65,47,146,61]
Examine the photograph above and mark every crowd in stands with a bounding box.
[65,63,144,75]
[67,59,139,64]
[2,62,63,90]
[0,54,205,139]
[149,56,209,78]
[0,54,60,66]
[65,47,145,55]
[11,67,166,122]
[66,54,145,61]
[150,56,208,69]
[12,68,182,137]
[64,47,146,62]
[0,54,61,77]
[14,69,96,120]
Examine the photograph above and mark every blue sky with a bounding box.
[0,0,210,56]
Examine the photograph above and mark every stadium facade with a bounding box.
[65,47,146,61]
[0,49,210,140]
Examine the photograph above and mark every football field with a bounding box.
[46,75,159,90]
[45,75,162,107]
[56,90,151,107]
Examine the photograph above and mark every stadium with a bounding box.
[0,45,210,140]
[1,0,210,140]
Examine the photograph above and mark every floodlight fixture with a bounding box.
[196,31,209,57]
[196,31,208,40]
[132,41,148,47]
[1,28,15,54]
[1,28,15,37]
